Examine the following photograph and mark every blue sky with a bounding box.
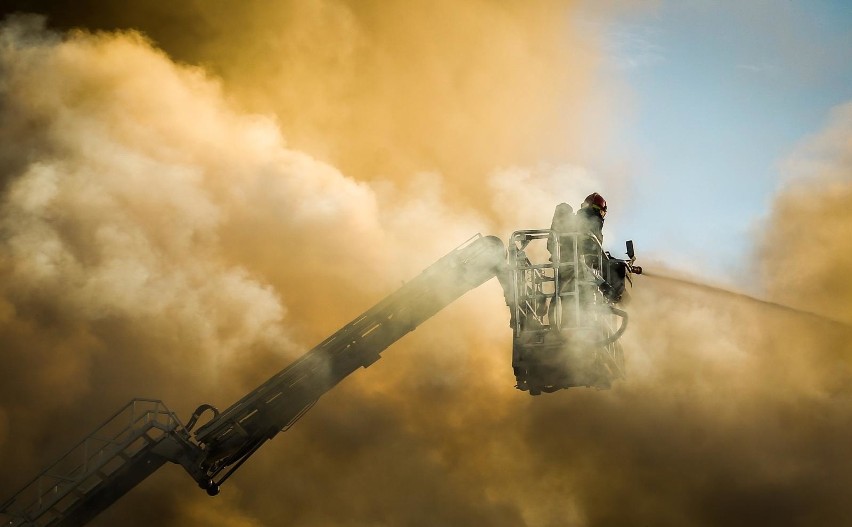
[587,1,852,288]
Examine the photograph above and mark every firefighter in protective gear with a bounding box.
[576,192,606,247]
[549,193,626,305]
[547,202,575,259]
[575,193,627,303]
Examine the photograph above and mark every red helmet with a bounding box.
[582,192,607,216]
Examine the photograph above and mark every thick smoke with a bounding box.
[2,6,851,527]
[0,15,373,494]
[0,13,595,527]
[0,0,622,213]
[761,102,852,323]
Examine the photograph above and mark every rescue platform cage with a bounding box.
[0,399,183,527]
[508,229,626,348]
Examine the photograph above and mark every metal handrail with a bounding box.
[511,230,603,330]
[1,399,182,521]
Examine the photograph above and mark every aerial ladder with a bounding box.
[1,230,640,527]
[0,234,508,527]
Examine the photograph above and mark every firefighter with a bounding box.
[547,202,575,260]
[576,192,606,248]
[536,203,574,322]
[575,193,626,303]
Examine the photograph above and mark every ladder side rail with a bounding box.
[195,236,506,476]
[194,288,419,441]
[46,402,178,494]
[196,236,510,452]
[258,256,496,435]
[211,256,501,460]
[196,282,426,435]
[0,401,179,519]
[48,439,176,527]
[195,318,393,451]
[196,234,502,442]
[4,419,179,527]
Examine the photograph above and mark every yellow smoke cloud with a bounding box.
[0,12,598,525]
[2,0,624,207]
[761,102,852,323]
[3,5,852,527]
[166,0,615,197]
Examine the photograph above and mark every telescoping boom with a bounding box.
[0,235,508,527]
